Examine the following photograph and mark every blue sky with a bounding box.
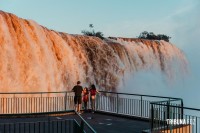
[0,0,197,38]
[1,0,200,108]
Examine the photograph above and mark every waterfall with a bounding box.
[0,11,188,92]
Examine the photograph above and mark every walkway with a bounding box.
[0,112,150,133]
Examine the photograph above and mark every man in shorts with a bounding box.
[72,81,83,113]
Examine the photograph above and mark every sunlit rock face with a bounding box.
[0,11,188,92]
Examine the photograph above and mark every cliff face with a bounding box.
[0,11,188,92]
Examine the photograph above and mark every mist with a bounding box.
[118,0,200,109]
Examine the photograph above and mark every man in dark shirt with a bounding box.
[72,81,83,113]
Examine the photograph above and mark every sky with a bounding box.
[1,0,200,108]
[0,0,197,38]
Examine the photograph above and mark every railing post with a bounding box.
[141,96,143,117]
[181,99,184,119]
[166,101,170,132]
[40,92,42,112]
[64,92,67,111]
[13,93,16,114]
[117,93,119,114]
[167,101,170,119]
[80,120,84,133]
[151,103,154,131]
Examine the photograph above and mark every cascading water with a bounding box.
[0,11,188,92]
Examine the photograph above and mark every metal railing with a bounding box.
[150,102,200,133]
[0,91,74,114]
[0,91,185,133]
[75,111,97,133]
[0,91,97,133]
[0,119,81,133]
[96,91,183,119]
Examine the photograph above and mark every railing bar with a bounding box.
[54,97,55,112]
[56,97,59,111]
[23,123,25,133]
[143,100,145,117]
[124,98,126,114]
[57,120,59,132]
[33,97,35,113]
[151,103,200,111]
[25,97,27,113]
[110,96,112,112]
[107,95,109,112]
[56,96,58,111]
[45,97,46,112]
[125,98,126,114]
[44,121,46,133]
[28,97,29,113]
[55,97,57,111]
[6,98,8,114]
[125,98,127,114]
[47,97,49,112]
[50,97,52,112]
[158,103,160,130]
[133,99,135,115]
[21,97,22,114]
[146,101,147,117]
[0,98,1,113]
[146,100,148,117]
[196,117,197,133]
[8,98,9,114]
[112,96,114,112]
[8,124,10,133]
[53,120,55,132]
[128,98,130,115]
[126,98,129,115]
[189,115,190,133]
[99,91,182,100]
[53,97,55,112]
[39,97,40,113]
[21,97,24,113]
[11,98,12,114]
[58,97,60,111]
[137,99,139,116]
[28,122,30,133]
[3,98,4,114]
[0,91,71,95]
[61,120,63,133]
[64,120,69,133]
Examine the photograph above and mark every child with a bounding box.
[83,87,89,111]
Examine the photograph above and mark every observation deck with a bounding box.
[0,91,199,133]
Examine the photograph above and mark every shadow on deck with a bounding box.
[0,111,150,133]
[70,112,150,133]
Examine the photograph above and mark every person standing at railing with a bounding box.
[83,87,89,112]
[90,84,99,113]
[72,81,83,114]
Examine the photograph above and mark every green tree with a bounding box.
[81,24,104,40]
[138,31,171,42]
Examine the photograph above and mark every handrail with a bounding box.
[75,111,97,133]
[150,100,200,133]
[150,99,182,104]
[150,102,200,111]
[0,91,73,94]
[1,90,191,133]
[99,91,182,100]
[0,91,182,101]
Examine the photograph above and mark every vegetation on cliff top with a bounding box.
[81,24,104,40]
[82,24,171,42]
[138,31,171,42]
